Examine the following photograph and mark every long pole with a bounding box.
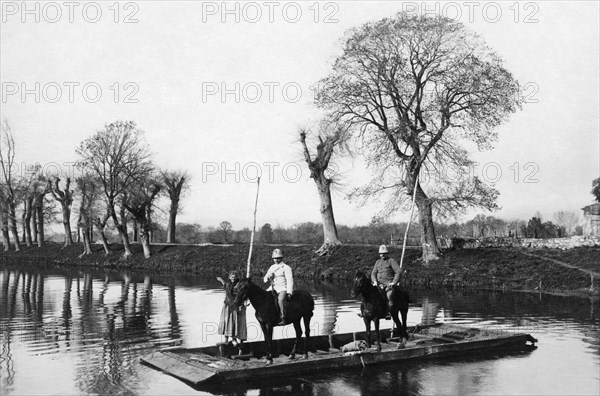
[400,178,419,269]
[246,177,261,277]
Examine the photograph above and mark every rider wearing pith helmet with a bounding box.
[371,245,402,313]
[264,248,294,325]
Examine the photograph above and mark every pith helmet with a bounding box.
[378,245,389,254]
[272,248,284,258]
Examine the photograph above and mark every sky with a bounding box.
[1,0,599,230]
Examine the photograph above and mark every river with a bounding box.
[1,263,598,395]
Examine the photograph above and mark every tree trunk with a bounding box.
[78,214,92,256]
[8,202,20,251]
[139,221,152,258]
[414,184,441,263]
[315,178,341,255]
[31,208,38,244]
[132,218,139,242]
[23,196,33,246]
[95,224,110,255]
[62,205,73,246]
[35,198,45,248]
[166,199,179,243]
[109,202,132,257]
[1,205,9,252]
[21,205,26,242]
[80,226,92,256]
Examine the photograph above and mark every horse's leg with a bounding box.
[302,314,311,359]
[391,307,401,338]
[390,307,405,349]
[364,317,371,348]
[289,320,302,360]
[374,318,382,352]
[399,302,409,348]
[261,322,273,365]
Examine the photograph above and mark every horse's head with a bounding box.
[233,277,251,306]
[351,270,369,298]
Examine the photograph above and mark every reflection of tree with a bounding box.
[301,280,349,335]
[0,270,16,391]
[420,298,440,327]
[62,276,73,345]
[167,284,182,340]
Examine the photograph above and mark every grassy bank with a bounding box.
[1,242,598,297]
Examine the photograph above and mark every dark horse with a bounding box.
[234,277,314,364]
[350,270,410,351]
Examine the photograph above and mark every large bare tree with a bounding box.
[77,121,153,257]
[0,120,21,251]
[32,177,52,247]
[49,177,74,246]
[299,121,349,255]
[19,164,44,247]
[75,173,101,256]
[161,169,190,243]
[316,13,522,262]
[0,189,9,251]
[122,174,162,258]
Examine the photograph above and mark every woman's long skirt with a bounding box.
[218,303,247,340]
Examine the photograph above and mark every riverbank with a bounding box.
[1,242,598,297]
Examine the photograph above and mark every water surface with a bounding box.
[0,263,598,395]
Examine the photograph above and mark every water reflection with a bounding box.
[0,263,598,396]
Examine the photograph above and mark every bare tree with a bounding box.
[160,170,190,243]
[316,13,522,262]
[75,173,101,256]
[0,189,9,251]
[32,177,51,248]
[49,177,74,246]
[122,174,162,258]
[18,164,44,247]
[0,120,21,251]
[218,221,232,244]
[94,210,111,255]
[553,211,580,237]
[76,121,153,258]
[299,121,348,255]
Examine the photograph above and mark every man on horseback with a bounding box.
[371,245,402,318]
[263,248,294,325]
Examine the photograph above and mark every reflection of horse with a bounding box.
[234,277,314,364]
[351,270,410,351]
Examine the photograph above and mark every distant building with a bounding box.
[581,203,600,236]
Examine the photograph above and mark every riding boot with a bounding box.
[278,304,286,325]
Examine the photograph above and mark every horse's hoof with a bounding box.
[265,360,273,365]
[377,346,382,352]
[288,354,295,360]
[397,342,406,349]
[302,353,308,359]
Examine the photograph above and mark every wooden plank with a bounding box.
[140,351,217,385]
